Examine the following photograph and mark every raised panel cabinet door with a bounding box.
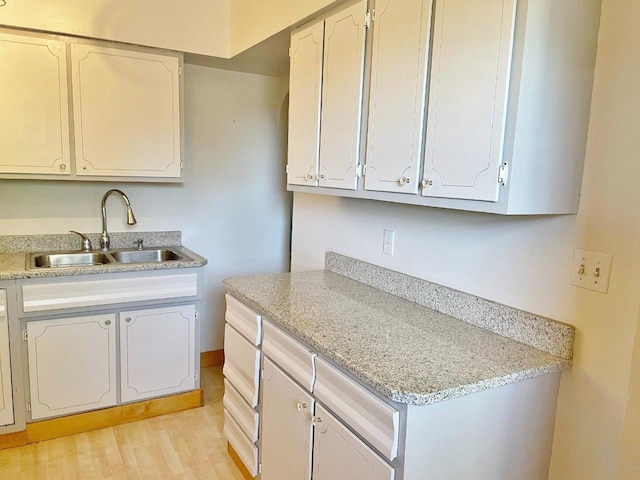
[260,358,314,480]
[318,0,367,190]
[422,0,517,201]
[287,21,324,187]
[120,305,196,403]
[71,43,182,178]
[0,32,71,175]
[0,290,14,427]
[313,404,395,480]
[27,314,117,421]
[364,0,434,194]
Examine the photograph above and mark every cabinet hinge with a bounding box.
[178,65,183,76]
[498,162,509,186]
[364,10,372,29]
[259,463,263,474]
[261,368,264,379]
[288,47,292,58]
[362,164,367,177]
[285,164,290,174]
[195,310,199,321]
[22,329,27,341]
[355,163,362,178]
[26,401,31,413]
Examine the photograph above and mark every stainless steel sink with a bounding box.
[109,248,190,264]
[29,252,115,269]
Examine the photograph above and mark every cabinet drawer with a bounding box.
[314,357,399,461]
[225,294,262,346]
[223,324,260,407]
[313,404,394,480]
[223,379,259,443]
[263,319,316,391]
[224,410,259,477]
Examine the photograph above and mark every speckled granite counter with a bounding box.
[0,232,206,281]
[223,256,574,406]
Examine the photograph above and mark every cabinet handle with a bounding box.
[296,402,308,412]
[125,317,132,323]
[105,319,112,326]
[399,176,410,186]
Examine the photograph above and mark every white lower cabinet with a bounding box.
[260,357,314,480]
[27,314,117,420]
[120,305,196,403]
[0,290,14,427]
[313,404,395,480]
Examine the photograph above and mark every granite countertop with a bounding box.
[224,268,572,406]
[0,232,207,281]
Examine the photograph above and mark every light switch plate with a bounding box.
[570,249,613,293]
[383,230,395,256]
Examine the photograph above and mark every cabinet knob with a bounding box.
[304,174,313,181]
[312,416,323,426]
[296,402,308,412]
[59,164,66,171]
[104,319,111,326]
[399,176,410,186]
[125,317,132,323]
[317,174,325,180]
[422,178,433,188]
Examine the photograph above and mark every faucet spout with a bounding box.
[100,189,137,251]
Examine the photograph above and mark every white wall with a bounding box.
[290,0,640,478]
[0,0,230,57]
[0,64,291,352]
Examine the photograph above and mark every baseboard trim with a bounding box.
[0,430,28,450]
[200,349,224,367]
[228,442,256,480]
[26,389,204,444]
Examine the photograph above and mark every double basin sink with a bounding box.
[28,248,191,269]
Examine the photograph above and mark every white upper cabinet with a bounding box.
[318,0,367,190]
[0,31,71,175]
[364,0,434,194]
[71,43,182,178]
[422,0,517,201]
[287,22,324,187]
[0,290,14,427]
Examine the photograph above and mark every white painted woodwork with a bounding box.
[223,379,259,443]
[287,21,324,187]
[71,43,182,178]
[225,294,262,346]
[262,319,316,391]
[364,0,434,194]
[313,356,399,461]
[224,409,260,477]
[313,404,395,480]
[119,305,196,403]
[223,324,260,407]
[422,0,517,202]
[21,273,198,313]
[27,314,117,420]
[0,291,14,427]
[0,31,71,175]
[260,358,315,480]
[318,0,367,190]
[402,373,561,479]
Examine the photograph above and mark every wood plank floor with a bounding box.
[0,367,245,479]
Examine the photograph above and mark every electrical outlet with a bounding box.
[570,249,613,294]
[383,230,395,256]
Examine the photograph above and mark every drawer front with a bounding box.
[223,324,260,407]
[22,273,198,313]
[224,410,259,477]
[314,357,399,461]
[225,294,262,346]
[262,319,316,391]
[223,379,259,443]
[313,404,395,480]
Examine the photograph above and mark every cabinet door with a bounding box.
[318,0,367,190]
[120,305,196,403]
[0,32,71,175]
[287,21,324,187]
[27,314,117,420]
[260,358,314,480]
[422,0,517,201]
[0,290,14,427]
[364,0,434,194]
[71,43,182,178]
[313,404,395,480]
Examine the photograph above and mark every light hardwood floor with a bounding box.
[0,367,245,479]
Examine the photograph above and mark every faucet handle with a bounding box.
[134,239,144,250]
[70,231,93,252]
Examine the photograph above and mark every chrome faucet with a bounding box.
[100,189,137,251]
[70,231,92,252]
